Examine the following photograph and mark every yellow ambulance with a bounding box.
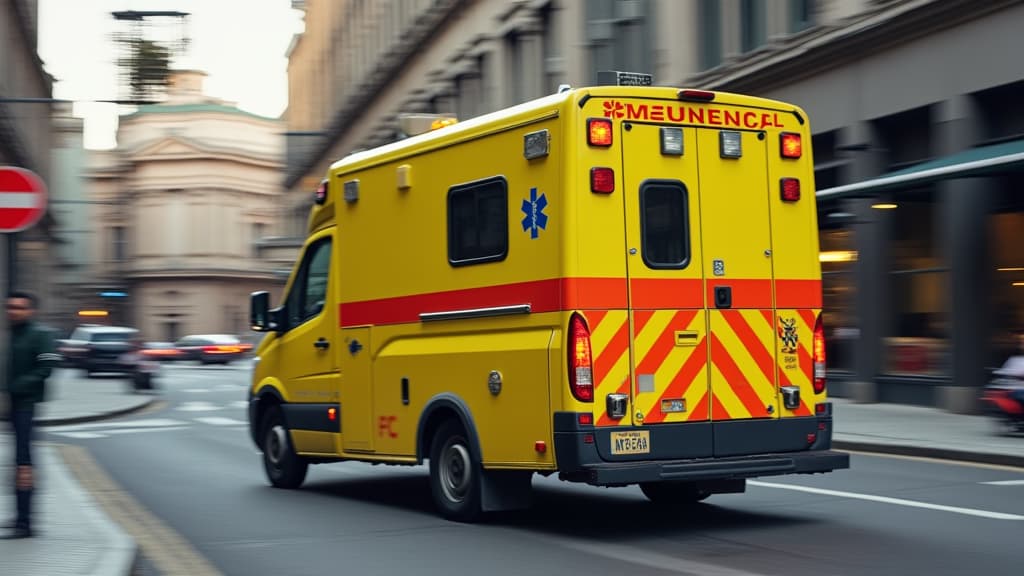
[248,72,849,521]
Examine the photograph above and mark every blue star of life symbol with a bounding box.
[521,187,548,239]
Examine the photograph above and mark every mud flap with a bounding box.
[481,470,534,512]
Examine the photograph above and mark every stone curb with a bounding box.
[35,395,159,427]
[834,440,1024,469]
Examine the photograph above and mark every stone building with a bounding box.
[86,70,286,341]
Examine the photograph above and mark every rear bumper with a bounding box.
[566,450,848,486]
[553,404,849,486]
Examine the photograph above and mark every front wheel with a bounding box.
[429,421,482,522]
[639,481,710,507]
[261,405,308,489]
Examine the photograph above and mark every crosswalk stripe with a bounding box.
[981,479,1024,486]
[193,416,247,426]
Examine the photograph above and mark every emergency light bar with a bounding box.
[596,70,653,86]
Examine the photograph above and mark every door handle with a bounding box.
[314,338,330,350]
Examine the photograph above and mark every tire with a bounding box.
[260,405,308,489]
[639,481,711,507]
[429,420,482,522]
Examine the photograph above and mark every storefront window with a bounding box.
[819,224,855,372]
[990,209,1024,368]
[883,189,948,376]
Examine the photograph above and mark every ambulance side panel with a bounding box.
[335,113,564,468]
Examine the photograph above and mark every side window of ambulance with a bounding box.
[447,177,508,266]
[640,181,690,269]
[286,239,332,328]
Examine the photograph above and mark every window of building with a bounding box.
[448,177,508,266]
[819,208,856,373]
[989,179,1024,368]
[541,4,563,95]
[585,0,653,83]
[698,0,722,70]
[740,0,766,52]
[640,181,690,269]
[873,106,933,171]
[111,226,126,261]
[883,188,949,377]
[789,0,814,32]
[252,222,266,257]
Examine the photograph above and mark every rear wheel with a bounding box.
[429,420,482,522]
[639,481,710,507]
[261,405,308,489]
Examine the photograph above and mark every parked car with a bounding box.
[140,341,184,361]
[56,326,158,390]
[174,334,251,364]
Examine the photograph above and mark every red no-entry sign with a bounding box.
[0,166,48,233]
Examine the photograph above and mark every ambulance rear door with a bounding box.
[618,119,714,461]
[696,125,782,457]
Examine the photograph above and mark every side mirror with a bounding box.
[250,291,271,332]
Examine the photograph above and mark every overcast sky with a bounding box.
[38,0,305,149]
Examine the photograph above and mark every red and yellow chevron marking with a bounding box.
[587,309,631,426]
[774,309,821,417]
[631,310,709,424]
[708,310,778,420]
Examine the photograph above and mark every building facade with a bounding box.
[0,0,57,319]
[86,70,286,341]
[283,0,1024,412]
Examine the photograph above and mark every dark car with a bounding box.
[174,334,251,364]
[57,326,157,388]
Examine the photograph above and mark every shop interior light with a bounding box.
[819,250,858,263]
[871,203,898,209]
[998,267,1024,272]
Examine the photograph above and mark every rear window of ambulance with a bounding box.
[640,180,691,269]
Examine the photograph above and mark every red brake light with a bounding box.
[813,314,826,394]
[780,178,801,202]
[677,89,716,102]
[780,132,802,158]
[568,314,594,402]
[587,118,613,147]
[591,167,615,194]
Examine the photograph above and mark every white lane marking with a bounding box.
[0,192,42,208]
[230,401,249,409]
[193,416,247,426]
[52,426,190,439]
[48,418,187,432]
[555,539,766,576]
[750,480,1024,521]
[103,426,190,435]
[55,432,106,439]
[183,388,211,394]
[176,401,221,412]
[981,479,1024,486]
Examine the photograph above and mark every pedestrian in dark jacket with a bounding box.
[3,290,57,539]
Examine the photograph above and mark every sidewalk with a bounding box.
[832,398,1024,467]
[1,373,1022,576]
[1,369,156,576]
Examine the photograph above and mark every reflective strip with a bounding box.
[0,193,41,209]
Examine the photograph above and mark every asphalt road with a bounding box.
[45,363,1024,576]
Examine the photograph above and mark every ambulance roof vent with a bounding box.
[596,70,653,87]
[557,84,572,94]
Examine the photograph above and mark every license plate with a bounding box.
[610,430,650,455]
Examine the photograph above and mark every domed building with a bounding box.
[86,70,285,341]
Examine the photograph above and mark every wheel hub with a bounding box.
[439,441,471,503]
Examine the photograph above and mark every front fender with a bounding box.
[249,375,288,447]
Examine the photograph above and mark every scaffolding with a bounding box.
[111,10,191,104]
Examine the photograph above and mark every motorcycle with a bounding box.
[982,375,1024,435]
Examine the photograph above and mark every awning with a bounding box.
[817,137,1024,201]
